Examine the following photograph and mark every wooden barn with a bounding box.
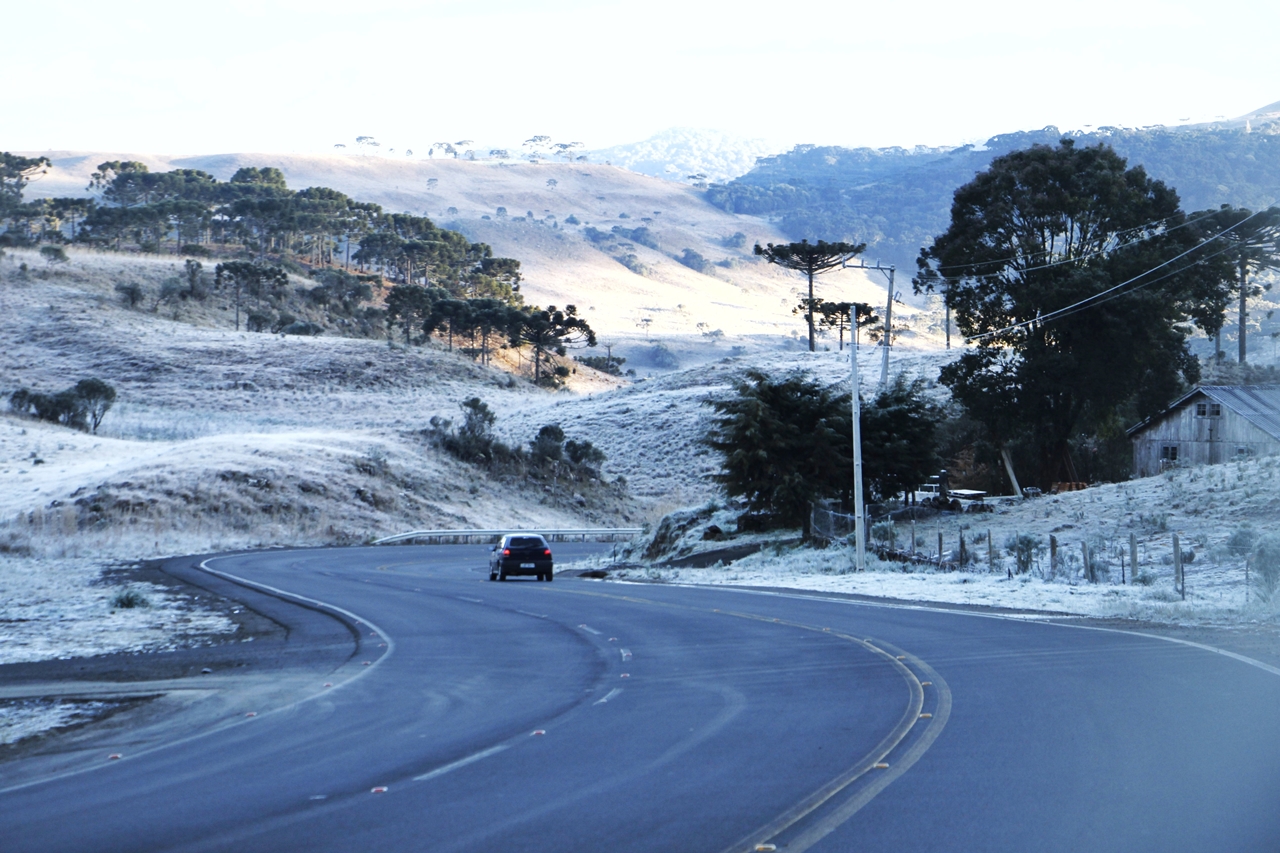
[1128,385,1280,477]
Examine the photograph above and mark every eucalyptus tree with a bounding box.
[914,139,1233,487]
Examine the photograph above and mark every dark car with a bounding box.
[489,534,554,581]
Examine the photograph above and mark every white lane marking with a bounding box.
[413,744,510,782]
[594,688,623,705]
[0,555,397,797]
[516,610,548,619]
[456,596,483,603]
[675,584,1280,681]
[620,648,632,661]
[578,624,602,635]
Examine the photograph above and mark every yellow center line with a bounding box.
[547,585,951,852]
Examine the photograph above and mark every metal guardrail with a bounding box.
[372,528,644,545]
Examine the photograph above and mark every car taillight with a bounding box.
[503,549,511,556]
[543,549,551,556]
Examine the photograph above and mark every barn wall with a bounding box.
[1131,399,1279,477]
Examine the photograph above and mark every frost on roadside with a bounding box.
[0,555,236,666]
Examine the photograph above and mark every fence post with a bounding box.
[1173,534,1184,600]
[1049,535,1058,576]
[1129,532,1137,584]
[959,531,966,567]
[988,529,994,572]
[937,531,944,567]
[1082,541,1091,583]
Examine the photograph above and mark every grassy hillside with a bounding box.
[20,152,911,351]
[0,249,638,559]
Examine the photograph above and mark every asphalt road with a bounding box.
[3,544,1280,852]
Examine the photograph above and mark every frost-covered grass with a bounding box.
[0,555,237,665]
[607,541,1279,625]
[0,698,118,746]
[597,453,1280,627]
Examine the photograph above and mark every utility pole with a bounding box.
[850,320,866,572]
[944,282,951,350]
[843,259,896,386]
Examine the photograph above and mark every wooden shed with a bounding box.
[1127,385,1280,477]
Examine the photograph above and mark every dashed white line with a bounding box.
[594,688,623,705]
[413,744,510,782]
[516,610,548,619]
[620,648,632,661]
[578,624,602,635]
[456,596,483,604]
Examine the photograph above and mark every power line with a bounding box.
[964,206,1275,343]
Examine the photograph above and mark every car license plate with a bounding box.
[520,563,535,568]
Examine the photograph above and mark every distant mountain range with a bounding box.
[703,101,1280,270]
[584,128,784,184]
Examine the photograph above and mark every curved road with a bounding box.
[3,544,1280,851]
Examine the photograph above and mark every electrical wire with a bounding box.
[963,206,1275,343]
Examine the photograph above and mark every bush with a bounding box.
[565,439,606,467]
[1004,533,1044,575]
[426,397,514,467]
[111,588,150,609]
[40,245,69,266]
[532,424,565,461]
[615,253,650,276]
[246,310,274,332]
[158,277,185,304]
[181,244,212,257]
[1251,534,1280,602]
[871,521,897,547]
[676,248,715,274]
[647,343,680,369]
[564,214,580,225]
[612,226,659,249]
[271,312,297,333]
[1228,522,1260,557]
[575,354,627,376]
[115,282,144,307]
[10,378,116,433]
[280,321,323,336]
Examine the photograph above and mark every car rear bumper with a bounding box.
[496,560,553,576]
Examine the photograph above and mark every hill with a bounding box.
[708,102,1280,271]
[584,127,784,184]
[20,151,915,358]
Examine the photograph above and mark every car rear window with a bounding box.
[508,537,546,549]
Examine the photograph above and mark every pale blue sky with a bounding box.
[8,0,1277,154]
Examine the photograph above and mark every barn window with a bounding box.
[1195,402,1221,417]
[1237,446,1253,457]
[1160,445,1179,461]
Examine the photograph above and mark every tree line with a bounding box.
[0,157,522,303]
[0,153,600,383]
[387,286,595,384]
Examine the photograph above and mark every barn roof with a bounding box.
[1127,385,1280,439]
